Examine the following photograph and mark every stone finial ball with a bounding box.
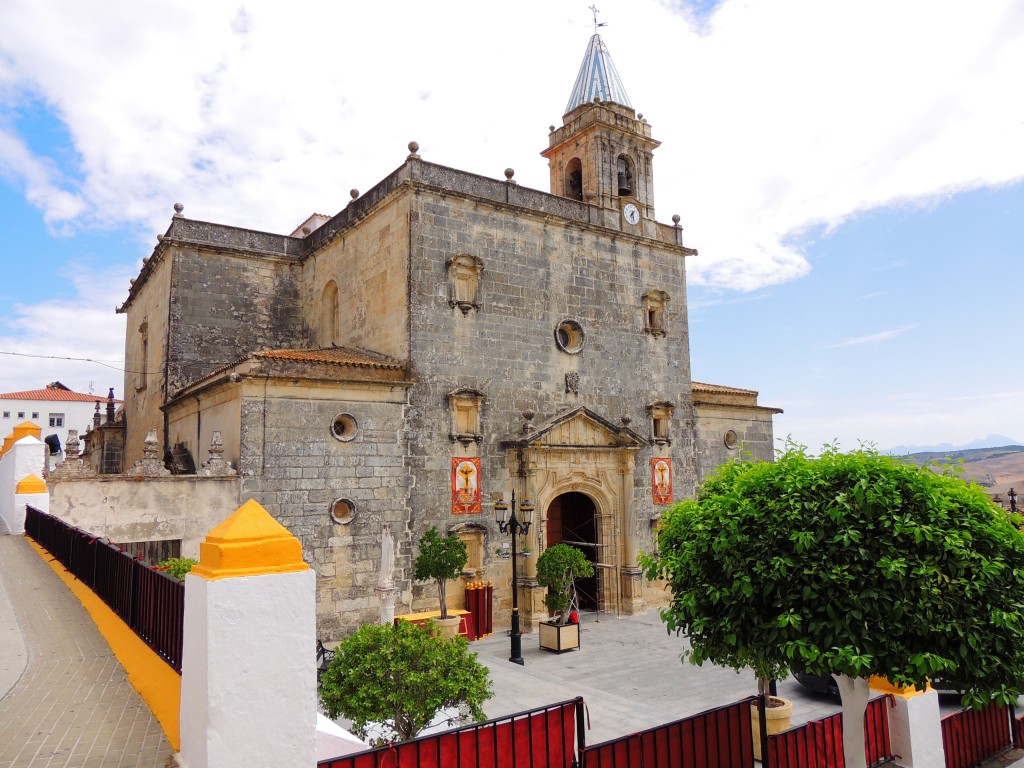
[350,189,359,200]
[408,141,419,154]
[173,202,184,214]
[637,113,644,120]
[621,415,632,425]
[504,168,515,180]
[523,410,535,421]
[549,125,555,132]
[672,214,681,225]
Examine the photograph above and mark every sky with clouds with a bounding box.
[0,0,1022,452]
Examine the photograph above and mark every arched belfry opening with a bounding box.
[565,158,583,201]
[546,491,598,610]
[616,155,634,196]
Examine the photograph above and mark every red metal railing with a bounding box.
[766,694,894,768]
[318,698,583,768]
[582,698,756,768]
[941,703,1013,768]
[24,505,185,672]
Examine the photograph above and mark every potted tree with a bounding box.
[413,526,468,639]
[535,543,594,652]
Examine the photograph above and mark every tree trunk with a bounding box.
[835,674,870,768]
[437,579,447,620]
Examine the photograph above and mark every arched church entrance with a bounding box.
[545,492,599,610]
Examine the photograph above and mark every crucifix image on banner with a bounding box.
[452,457,481,514]
[652,457,672,505]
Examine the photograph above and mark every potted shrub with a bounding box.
[413,526,468,639]
[535,543,594,652]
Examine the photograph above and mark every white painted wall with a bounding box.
[181,569,317,768]
[47,475,240,555]
[0,398,104,455]
[0,437,46,534]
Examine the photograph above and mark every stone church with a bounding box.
[115,34,780,637]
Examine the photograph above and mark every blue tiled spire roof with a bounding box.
[565,34,632,114]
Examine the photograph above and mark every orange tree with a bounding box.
[319,619,492,743]
[641,443,1024,768]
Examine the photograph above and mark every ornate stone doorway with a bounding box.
[546,492,598,610]
[502,406,648,628]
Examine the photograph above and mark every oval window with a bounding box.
[724,430,739,449]
[554,320,585,354]
[330,498,356,524]
[331,413,358,442]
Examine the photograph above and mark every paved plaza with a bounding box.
[0,535,172,768]
[2,530,1021,767]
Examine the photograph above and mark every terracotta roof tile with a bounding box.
[252,347,403,370]
[0,388,114,403]
[691,381,758,396]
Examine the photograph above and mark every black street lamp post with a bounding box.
[1009,488,1018,514]
[495,490,534,666]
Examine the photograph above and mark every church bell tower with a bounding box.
[542,33,661,235]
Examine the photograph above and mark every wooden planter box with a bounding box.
[538,620,580,653]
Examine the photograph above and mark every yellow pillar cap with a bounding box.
[12,421,42,441]
[868,675,928,697]
[191,499,310,581]
[16,474,46,494]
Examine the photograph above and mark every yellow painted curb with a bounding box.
[27,538,181,750]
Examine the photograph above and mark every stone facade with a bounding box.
[112,35,781,638]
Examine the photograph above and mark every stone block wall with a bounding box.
[168,248,306,396]
[237,389,411,637]
[403,186,697,572]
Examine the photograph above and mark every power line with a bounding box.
[0,350,129,373]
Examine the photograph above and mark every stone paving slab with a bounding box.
[0,535,173,768]
[469,611,845,745]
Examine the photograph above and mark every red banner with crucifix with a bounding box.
[652,458,672,505]
[452,457,481,515]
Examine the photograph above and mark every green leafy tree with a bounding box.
[536,543,594,624]
[413,527,468,619]
[156,557,198,579]
[319,620,492,742]
[641,442,1024,768]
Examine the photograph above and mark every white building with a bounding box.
[0,382,114,458]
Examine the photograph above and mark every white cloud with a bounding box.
[0,265,129,396]
[821,324,916,349]
[0,0,1022,284]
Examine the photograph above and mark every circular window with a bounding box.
[331,413,358,442]
[330,498,356,524]
[724,430,739,449]
[554,320,585,354]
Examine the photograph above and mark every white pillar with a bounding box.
[870,679,945,768]
[179,499,316,768]
[10,474,48,534]
[0,432,46,535]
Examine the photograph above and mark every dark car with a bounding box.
[793,672,839,698]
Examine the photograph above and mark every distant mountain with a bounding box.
[897,444,1024,494]
[886,434,1021,455]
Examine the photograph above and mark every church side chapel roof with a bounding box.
[253,347,403,370]
[692,381,783,414]
[565,34,632,113]
[169,346,407,404]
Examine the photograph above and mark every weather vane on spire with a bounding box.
[588,4,608,34]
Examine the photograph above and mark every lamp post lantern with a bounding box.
[496,490,534,665]
[1009,488,1018,514]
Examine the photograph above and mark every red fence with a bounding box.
[942,703,1013,768]
[582,698,756,768]
[318,698,583,768]
[24,505,185,672]
[766,695,894,768]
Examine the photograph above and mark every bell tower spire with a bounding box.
[541,28,660,235]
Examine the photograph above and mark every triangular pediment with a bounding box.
[507,407,646,449]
